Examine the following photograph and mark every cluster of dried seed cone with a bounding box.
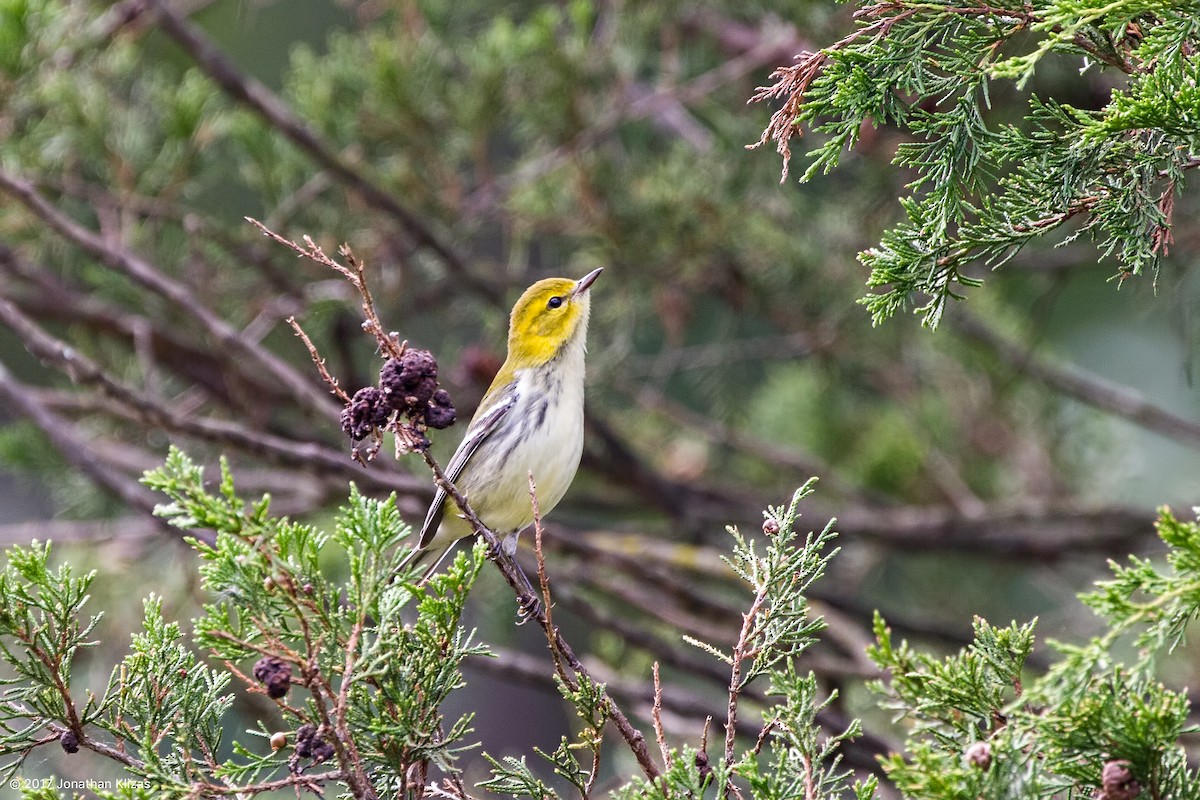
[340,348,456,442]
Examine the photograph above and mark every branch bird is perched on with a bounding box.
[399,268,603,585]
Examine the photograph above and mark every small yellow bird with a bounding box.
[400,268,602,580]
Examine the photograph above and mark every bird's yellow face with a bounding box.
[505,268,602,367]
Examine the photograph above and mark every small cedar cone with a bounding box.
[1098,760,1141,800]
[762,517,781,535]
[341,387,391,440]
[60,730,80,754]
[270,731,288,751]
[964,741,991,770]
[425,387,457,430]
[381,350,439,410]
[295,722,335,762]
[295,723,316,758]
[695,749,713,786]
[252,655,292,699]
[310,737,335,762]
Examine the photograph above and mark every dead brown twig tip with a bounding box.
[652,662,672,773]
[287,316,351,403]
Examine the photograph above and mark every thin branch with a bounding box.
[418,450,661,782]
[467,645,892,777]
[0,517,160,547]
[823,500,1155,560]
[0,298,424,498]
[149,0,502,306]
[187,769,346,797]
[247,218,405,362]
[584,413,733,523]
[41,719,143,770]
[724,589,768,794]
[619,377,862,499]
[956,312,1200,449]
[530,473,568,682]
[287,316,353,405]
[801,753,818,800]
[0,170,338,419]
[652,662,672,773]
[0,243,291,413]
[467,647,751,739]
[0,361,170,528]
[750,717,776,757]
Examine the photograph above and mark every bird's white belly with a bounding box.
[459,365,585,534]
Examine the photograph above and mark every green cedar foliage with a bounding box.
[0,448,489,797]
[870,507,1200,799]
[0,453,870,799]
[754,0,1200,326]
[3,460,1200,798]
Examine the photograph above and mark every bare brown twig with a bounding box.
[724,588,767,795]
[652,662,672,774]
[287,317,353,405]
[530,473,569,683]
[246,218,406,364]
[419,450,662,780]
[0,170,338,419]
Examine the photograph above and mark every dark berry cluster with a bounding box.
[253,655,293,699]
[341,387,390,441]
[295,723,335,762]
[340,349,457,445]
[379,350,456,430]
[381,349,437,406]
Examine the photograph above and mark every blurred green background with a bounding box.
[1,0,1198,793]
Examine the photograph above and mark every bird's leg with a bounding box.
[495,533,541,622]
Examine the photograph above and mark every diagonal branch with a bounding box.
[956,312,1200,449]
[0,298,425,498]
[0,361,172,532]
[0,170,338,420]
[0,242,296,413]
[147,0,502,307]
[417,450,662,782]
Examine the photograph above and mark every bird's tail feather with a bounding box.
[395,540,460,585]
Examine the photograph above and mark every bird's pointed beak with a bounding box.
[571,267,603,298]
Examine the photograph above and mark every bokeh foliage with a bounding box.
[1,0,1199,797]
[753,0,1200,326]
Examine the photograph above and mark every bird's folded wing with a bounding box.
[417,386,519,548]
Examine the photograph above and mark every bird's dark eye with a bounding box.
[547,296,563,309]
